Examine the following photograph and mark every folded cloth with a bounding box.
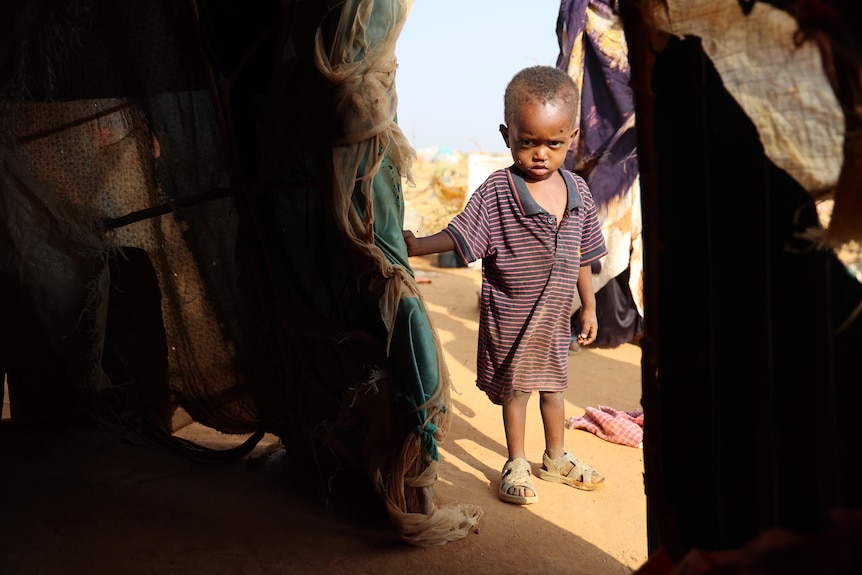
[566,406,644,448]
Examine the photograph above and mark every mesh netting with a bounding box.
[0,0,481,546]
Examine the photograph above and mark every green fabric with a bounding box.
[354,151,442,459]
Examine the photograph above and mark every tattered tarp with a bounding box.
[658,0,862,271]
[557,0,862,347]
[661,0,861,319]
[0,0,481,547]
[622,0,862,561]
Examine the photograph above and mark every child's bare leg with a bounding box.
[502,390,530,460]
[501,390,533,499]
[538,390,606,490]
[539,391,566,460]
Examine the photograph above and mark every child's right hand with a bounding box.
[402,230,418,257]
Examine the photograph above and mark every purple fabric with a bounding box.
[556,0,638,208]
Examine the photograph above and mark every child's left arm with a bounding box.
[575,263,598,346]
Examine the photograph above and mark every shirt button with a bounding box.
[548,215,556,225]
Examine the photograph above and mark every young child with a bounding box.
[402,65,607,504]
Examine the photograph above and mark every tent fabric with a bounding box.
[0,0,482,546]
[622,0,862,558]
[307,0,482,544]
[557,0,639,205]
[664,0,862,250]
[0,148,109,401]
[667,0,844,194]
[661,0,861,321]
[557,0,644,345]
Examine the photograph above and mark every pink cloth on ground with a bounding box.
[566,405,644,448]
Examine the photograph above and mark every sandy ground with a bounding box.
[0,253,648,575]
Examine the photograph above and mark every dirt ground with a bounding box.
[0,153,648,574]
[0,252,648,575]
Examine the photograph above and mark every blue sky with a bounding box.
[395,1,562,154]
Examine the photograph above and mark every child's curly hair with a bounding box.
[503,65,578,126]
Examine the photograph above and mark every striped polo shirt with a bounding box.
[445,166,607,405]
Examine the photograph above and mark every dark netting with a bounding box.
[0,0,482,546]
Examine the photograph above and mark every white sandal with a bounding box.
[537,451,606,491]
[499,458,538,504]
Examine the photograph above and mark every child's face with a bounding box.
[499,100,577,183]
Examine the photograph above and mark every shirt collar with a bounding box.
[508,165,585,216]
